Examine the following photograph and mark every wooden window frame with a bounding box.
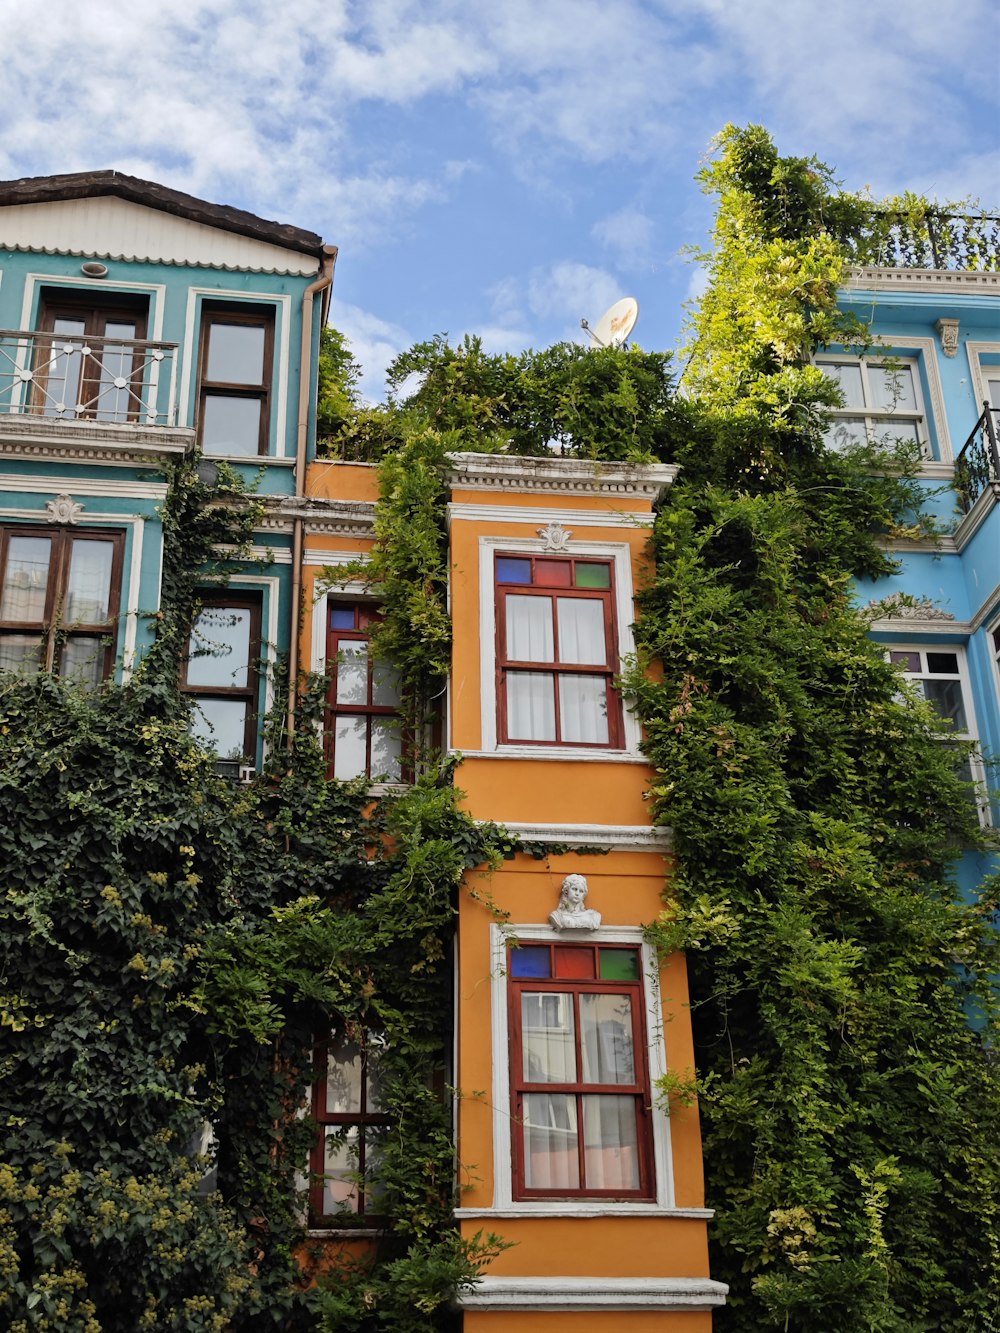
[508,940,654,1202]
[0,524,124,684]
[196,302,275,457]
[309,1030,390,1226]
[324,602,405,782]
[35,291,150,423]
[180,593,262,764]
[495,553,623,748]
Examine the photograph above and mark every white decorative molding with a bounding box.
[500,820,672,852]
[549,873,602,930]
[260,495,376,539]
[455,1276,729,1312]
[456,746,650,765]
[847,267,1000,295]
[45,494,84,524]
[448,502,654,528]
[0,414,192,463]
[454,1206,713,1219]
[863,594,956,622]
[954,483,999,553]
[446,451,676,501]
[538,519,572,550]
[935,317,960,357]
[867,617,970,637]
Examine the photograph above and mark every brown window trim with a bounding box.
[196,302,275,457]
[35,290,150,423]
[324,602,406,782]
[508,941,654,1201]
[309,1030,391,1226]
[495,553,623,748]
[180,593,263,764]
[0,524,124,683]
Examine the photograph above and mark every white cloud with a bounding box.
[328,300,411,404]
[528,262,623,328]
[592,208,656,271]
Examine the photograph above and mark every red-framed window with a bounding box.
[197,303,274,457]
[495,554,621,747]
[181,594,262,764]
[325,603,403,782]
[0,524,124,690]
[508,940,653,1200]
[309,1029,389,1224]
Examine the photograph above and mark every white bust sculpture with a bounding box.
[549,873,602,930]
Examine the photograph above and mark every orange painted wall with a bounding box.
[463,1313,713,1333]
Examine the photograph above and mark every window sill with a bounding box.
[306,1226,387,1238]
[454,746,648,764]
[454,1204,713,1219]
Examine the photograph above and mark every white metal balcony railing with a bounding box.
[0,328,178,427]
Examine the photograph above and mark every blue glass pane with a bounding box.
[510,946,551,978]
[330,606,357,629]
[496,558,532,585]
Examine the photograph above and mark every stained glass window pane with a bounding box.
[574,563,611,589]
[510,946,550,979]
[496,557,532,584]
[599,949,640,981]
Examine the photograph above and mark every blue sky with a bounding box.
[2,0,998,399]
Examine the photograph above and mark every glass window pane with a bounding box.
[325,1037,363,1114]
[534,560,571,587]
[581,994,635,1084]
[889,651,921,671]
[521,992,576,1083]
[927,652,959,675]
[370,717,402,782]
[0,634,43,674]
[507,672,556,740]
[95,322,138,422]
[60,637,105,693]
[201,394,262,456]
[873,365,917,413]
[987,376,1000,411]
[322,1126,359,1213]
[922,679,967,731]
[582,1095,639,1191]
[206,321,266,385]
[599,949,640,982]
[826,417,868,451]
[336,642,369,705]
[372,660,401,707]
[329,606,357,630]
[191,698,248,759]
[333,714,368,779]
[557,598,606,665]
[509,946,551,979]
[66,540,114,624]
[574,563,611,589]
[507,595,553,661]
[522,1093,579,1190]
[1,536,51,620]
[826,362,864,408]
[559,675,609,744]
[43,320,85,415]
[496,557,531,585]
[186,607,251,688]
[553,947,595,979]
[365,1037,387,1113]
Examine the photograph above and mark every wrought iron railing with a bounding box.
[955,404,1000,513]
[848,209,1000,272]
[0,328,178,426]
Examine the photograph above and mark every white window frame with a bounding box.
[475,535,643,759]
[483,922,675,1215]
[817,354,929,456]
[887,643,990,826]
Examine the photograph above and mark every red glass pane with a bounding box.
[534,560,572,587]
[554,947,595,979]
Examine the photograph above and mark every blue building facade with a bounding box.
[0,172,335,770]
[829,246,1000,888]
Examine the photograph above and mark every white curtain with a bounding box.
[523,1093,579,1190]
[556,597,605,664]
[506,595,553,661]
[1,536,51,620]
[583,1095,639,1190]
[580,993,634,1083]
[559,675,608,744]
[507,672,556,740]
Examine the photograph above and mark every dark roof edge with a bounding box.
[0,170,328,260]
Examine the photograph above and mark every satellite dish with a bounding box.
[581,296,639,348]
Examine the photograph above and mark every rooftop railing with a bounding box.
[847,209,1000,272]
[0,328,178,426]
[955,404,1000,513]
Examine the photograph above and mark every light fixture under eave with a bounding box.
[81,261,108,278]
[581,296,639,348]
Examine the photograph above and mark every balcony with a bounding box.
[955,405,1000,514]
[847,209,1000,272]
[0,328,178,427]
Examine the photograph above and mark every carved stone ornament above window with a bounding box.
[537,520,572,551]
[935,318,960,358]
[45,494,84,524]
[548,874,602,930]
[864,593,956,621]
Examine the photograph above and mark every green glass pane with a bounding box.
[599,948,639,981]
[575,563,610,589]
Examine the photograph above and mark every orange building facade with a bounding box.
[300,452,727,1327]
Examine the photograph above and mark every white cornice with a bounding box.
[0,415,192,463]
[867,617,971,636]
[256,495,376,539]
[500,821,672,852]
[446,451,676,501]
[448,502,654,528]
[455,1277,729,1312]
[0,474,167,500]
[847,267,1000,296]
